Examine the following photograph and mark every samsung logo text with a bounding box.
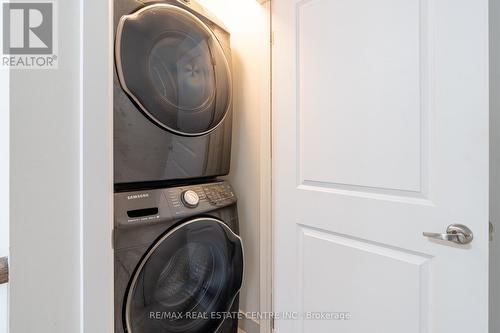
[127,193,149,200]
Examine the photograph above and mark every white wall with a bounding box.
[490,0,500,331]
[9,0,82,332]
[225,0,269,319]
[197,1,271,331]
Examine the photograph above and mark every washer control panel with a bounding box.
[203,182,234,204]
[115,181,237,227]
[165,181,236,213]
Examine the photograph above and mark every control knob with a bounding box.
[181,190,199,208]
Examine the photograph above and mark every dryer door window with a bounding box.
[116,4,232,136]
[125,218,243,333]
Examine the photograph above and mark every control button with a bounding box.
[181,190,200,208]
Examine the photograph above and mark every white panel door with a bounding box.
[272,0,489,332]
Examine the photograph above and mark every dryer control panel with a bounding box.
[114,181,237,227]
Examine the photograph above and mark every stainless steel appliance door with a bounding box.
[124,218,243,333]
[116,4,232,136]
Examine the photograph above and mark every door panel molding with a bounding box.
[295,0,434,199]
[297,225,432,332]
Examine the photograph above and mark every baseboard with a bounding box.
[239,311,260,333]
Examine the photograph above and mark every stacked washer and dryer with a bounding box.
[113,1,243,333]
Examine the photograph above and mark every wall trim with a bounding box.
[259,1,273,333]
[490,0,500,330]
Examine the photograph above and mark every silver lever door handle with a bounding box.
[423,224,473,245]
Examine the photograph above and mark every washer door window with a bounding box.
[125,218,243,333]
[116,4,232,136]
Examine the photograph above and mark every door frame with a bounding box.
[259,1,273,332]
[80,0,114,332]
[490,0,500,330]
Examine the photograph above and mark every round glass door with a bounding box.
[116,4,232,136]
[125,218,243,333]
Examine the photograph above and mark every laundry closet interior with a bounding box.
[112,1,271,333]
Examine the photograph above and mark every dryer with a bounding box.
[114,181,243,333]
[114,0,233,189]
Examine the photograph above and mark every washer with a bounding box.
[114,181,243,333]
[114,0,233,189]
